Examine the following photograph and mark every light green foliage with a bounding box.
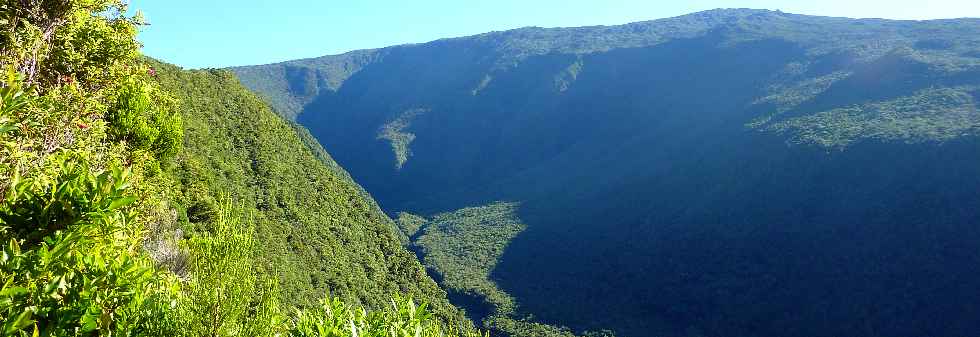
[406,203,579,337]
[289,296,485,337]
[553,58,583,93]
[0,120,169,336]
[394,212,426,243]
[766,86,980,147]
[0,6,174,332]
[174,203,266,336]
[377,109,427,170]
[471,75,493,96]
[0,1,475,336]
[483,316,575,337]
[107,77,184,161]
[0,160,155,335]
[0,71,28,119]
[414,202,524,316]
[149,63,465,325]
[749,70,852,126]
[0,0,142,89]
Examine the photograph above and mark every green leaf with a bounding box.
[3,310,33,335]
[8,239,19,255]
[107,196,137,211]
[80,311,98,332]
[0,286,27,297]
[43,276,63,300]
[0,124,14,135]
[47,237,74,262]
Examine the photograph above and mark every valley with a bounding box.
[3,3,979,336]
[235,9,980,337]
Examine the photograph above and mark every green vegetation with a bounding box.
[289,296,484,337]
[107,76,183,161]
[236,8,980,337]
[377,109,427,170]
[232,49,382,120]
[412,203,524,316]
[399,203,578,337]
[150,62,462,318]
[553,58,583,93]
[764,85,980,147]
[394,212,426,244]
[0,1,478,336]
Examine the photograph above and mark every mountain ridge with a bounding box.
[233,8,980,120]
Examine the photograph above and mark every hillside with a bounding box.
[0,1,477,334]
[150,61,465,320]
[234,9,980,337]
[397,204,581,337]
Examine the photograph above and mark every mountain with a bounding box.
[233,8,980,337]
[150,61,468,322]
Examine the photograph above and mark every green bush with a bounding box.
[170,202,278,337]
[107,77,183,161]
[0,154,169,336]
[289,296,485,337]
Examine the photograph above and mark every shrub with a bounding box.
[0,155,169,336]
[107,77,184,161]
[288,296,486,337]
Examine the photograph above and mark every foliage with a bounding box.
[231,50,382,121]
[402,203,580,337]
[393,212,426,243]
[236,8,980,337]
[413,203,524,316]
[0,0,142,89]
[0,68,169,335]
[0,1,475,336]
[167,202,277,337]
[482,316,575,337]
[377,109,426,170]
[289,296,485,337]
[0,156,168,336]
[764,86,980,147]
[106,76,183,161]
[149,62,466,325]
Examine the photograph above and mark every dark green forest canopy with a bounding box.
[233,8,980,337]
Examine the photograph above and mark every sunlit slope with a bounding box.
[151,61,465,322]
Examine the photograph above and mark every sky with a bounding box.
[132,0,980,69]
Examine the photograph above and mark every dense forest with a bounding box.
[236,9,980,337]
[5,2,980,336]
[0,1,481,336]
[396,203,604,337]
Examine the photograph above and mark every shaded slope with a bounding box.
[233,9,980,337]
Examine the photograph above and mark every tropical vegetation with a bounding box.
[0,1,478,336]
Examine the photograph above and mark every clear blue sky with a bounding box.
[132,0,980,69]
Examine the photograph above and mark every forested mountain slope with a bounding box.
[150,61,464,320]
[0,1,476,335]
[234,9,980,337]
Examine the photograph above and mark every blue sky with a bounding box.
[132,0,980,69]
